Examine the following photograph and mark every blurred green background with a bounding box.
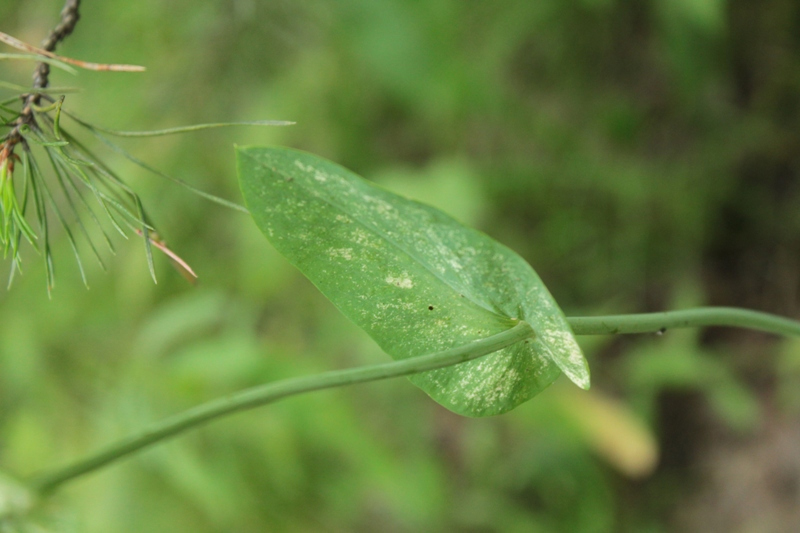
[2,0,800,531]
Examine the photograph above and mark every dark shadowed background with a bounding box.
[2,1,800,531]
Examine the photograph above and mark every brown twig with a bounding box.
[33,0,81,90]
[2,0,83,150]
[1,1,144,154]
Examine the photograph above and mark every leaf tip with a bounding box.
[563,361,591,390]
[573,373,591,390]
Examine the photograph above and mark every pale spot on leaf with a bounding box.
[385,274,414,289]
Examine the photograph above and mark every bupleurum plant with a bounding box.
[1,1,800,531]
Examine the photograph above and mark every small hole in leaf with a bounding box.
[428,305,434,311]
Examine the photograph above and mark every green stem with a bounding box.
[567,307,800,337]
[29,320,536,495]
[26,306,800,496]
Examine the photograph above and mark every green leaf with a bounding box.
[237,146,589,416]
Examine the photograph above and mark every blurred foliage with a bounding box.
[1,0,799,531]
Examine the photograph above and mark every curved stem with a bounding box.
[567,307,800,337]
[28,320,535,495]
[26,306,800,496]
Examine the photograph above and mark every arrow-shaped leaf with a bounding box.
[237,146,589,416]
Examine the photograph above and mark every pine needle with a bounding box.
[0,31,145,72]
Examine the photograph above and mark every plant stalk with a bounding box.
[567,307,800,337]
[29,320,536,494]
[26,306,800,495]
